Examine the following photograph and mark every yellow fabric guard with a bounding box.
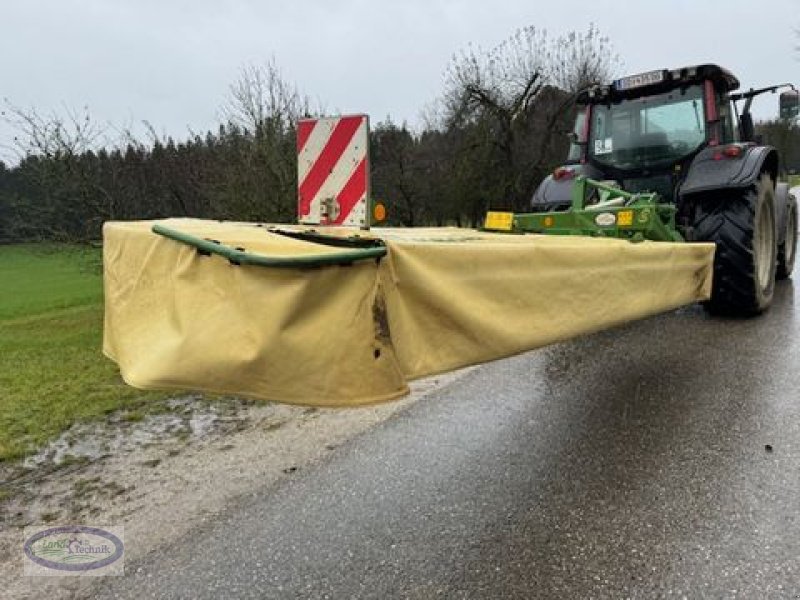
[103,219,714,406]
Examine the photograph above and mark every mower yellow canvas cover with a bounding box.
[103,218,714,406]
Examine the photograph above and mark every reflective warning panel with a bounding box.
[297,115,370,227]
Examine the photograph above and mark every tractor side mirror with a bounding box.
[780,90,800,120]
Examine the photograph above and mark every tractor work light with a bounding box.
[713,144,745,161]
[723,144,743,158]
[553,167,576,181]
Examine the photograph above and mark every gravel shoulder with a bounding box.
[0,369,471,599]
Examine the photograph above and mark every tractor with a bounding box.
[488,65,798,316]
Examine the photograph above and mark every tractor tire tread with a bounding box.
[693,177,775,316]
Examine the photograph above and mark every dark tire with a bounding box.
[693,174,777,316]
[777,193,797,280]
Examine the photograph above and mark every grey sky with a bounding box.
[1,0,798,162]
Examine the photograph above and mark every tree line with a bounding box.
[0,26,618,242]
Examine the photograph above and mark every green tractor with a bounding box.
[488,65,798,316]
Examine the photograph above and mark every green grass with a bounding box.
[0,244,104,321]
[787,174,800,188]
[0,244,169,461]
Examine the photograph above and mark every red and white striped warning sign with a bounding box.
[297,114,370,227]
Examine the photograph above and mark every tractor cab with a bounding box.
[576,66,738,173]
[538,65,741,206]
[534,64,793,210]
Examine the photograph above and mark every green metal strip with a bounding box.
[152,224,387,268]
[268,228,385,249]
[511,204,682,242]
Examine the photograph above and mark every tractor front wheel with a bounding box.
[693,174,777,316]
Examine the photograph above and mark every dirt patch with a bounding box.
[0,369,471,599]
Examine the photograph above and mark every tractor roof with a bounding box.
[578,64,740,103]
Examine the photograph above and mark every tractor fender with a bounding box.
[532,163,604,208]
[679,145,779,197]
[774,182,791,245]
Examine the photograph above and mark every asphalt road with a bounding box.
[100,281,800,599]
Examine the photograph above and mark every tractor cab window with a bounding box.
[589,85,707,169]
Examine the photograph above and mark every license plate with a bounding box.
[484,211,515,231]
[614,70,665,91]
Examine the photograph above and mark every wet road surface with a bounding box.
[101,281,800,598]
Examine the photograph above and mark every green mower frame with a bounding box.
[484,176,683,243]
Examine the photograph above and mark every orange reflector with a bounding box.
[543,216,554,227]
[373,202,387,222]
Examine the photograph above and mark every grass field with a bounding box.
[0,245,169,461]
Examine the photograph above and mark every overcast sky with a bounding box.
[1,0,797,162]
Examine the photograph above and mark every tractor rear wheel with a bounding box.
[693,174,777,316]
[777,194,797,280]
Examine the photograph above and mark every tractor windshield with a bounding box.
[588,85,707,170]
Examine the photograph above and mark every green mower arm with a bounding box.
[152,223,387,268]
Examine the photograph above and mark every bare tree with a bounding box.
[223,59,312,133]
[440,25,621,214]
[1,100,106,160]
[547,24,619,93]
[1,101,120,237]
[219,60,317,221]
[444,25,618,126]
